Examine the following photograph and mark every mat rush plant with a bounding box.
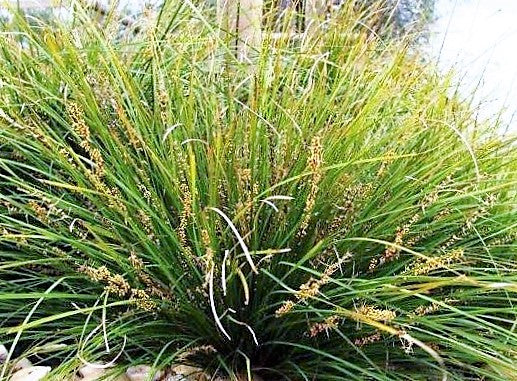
[0,2,516,380]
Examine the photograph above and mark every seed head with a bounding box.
[275,300,295,317]
[309,315,340,337]
[355,304,396,322]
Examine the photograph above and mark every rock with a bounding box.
[9,366,51,381]
[166,366,264,381]
[126,365,161,381]
[170,365,207,380]
[74,364,107,380]
[163,375,187,381]
[157,365,209,381]
[74,364,129,380]
[13,357,32,371]
[0,343,7,364]
[160,372,190,381]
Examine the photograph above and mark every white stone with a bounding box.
[13,357,32,371]
[74,364,130,380]
[9,366,51,381]
[74,364,107,380]
[0,344,7,364]
[164,376,187,381]
[170,365,203,377]
[126,365,158,381]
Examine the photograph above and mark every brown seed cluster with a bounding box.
[27,197,71,228]
[489,231,516,247]
[137,210,156,241]
[420,176,452,213]
[296,278,323,300]
[129,251,170,300]
[0,109,51,148]
[80,264,157,310]
[299,136,324,237]
[276,255,348,317]
[296,258,343,300]
[68,102,90,142]
[323,182,373,239]
[178,182,193,254]
[369,181,452,271]
[377,149,396,177]
[51,247,68,258]
[128,251,144,270]
[28,201,50,225]
[370,212,420,271]
[434,207,452,221]
[139,184,152,203]
[110,98,142,150]
[355,304,396,322]
[80,265,131,297]
[105,274,131,297]
[70,218,90,240]
[67,102,126,213]
[405,249,464,276]
[58,147,76,167]
[0,228,28,247]
[275,300,295,317]
[235,167,259,232]
[158,87,169,125]
[67,102,105,178]
[272,134,289,183]
[130,289,157,311]
[103,187,127,214]
[0,199,12,210]
[86,73,112,110]
[411,298,456,318]
[200,229,214,289]
[412,303,442,317]
[354,331,382,347]
[442,194,496,250]
[309,315,341,337]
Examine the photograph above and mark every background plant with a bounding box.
[0,1,516,380]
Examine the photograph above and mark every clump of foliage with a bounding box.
[0,2,516,380]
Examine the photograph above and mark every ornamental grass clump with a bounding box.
[0,2,516,380]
